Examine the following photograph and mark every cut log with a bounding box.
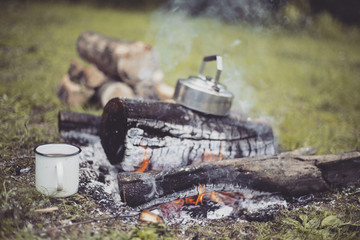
[118,151,360,209]
[97,81,135,107]
[68,59,108,89]
[68,59,84,81]
[56,74,95,107]
[154,82,175,101]
[100,98,276,170]
[76,31,163,87]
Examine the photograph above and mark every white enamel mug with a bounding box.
[34,143,81,197]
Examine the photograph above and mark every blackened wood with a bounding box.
[58,110,101,145]
[118,151,360,209]
[297,151,360,187]
[100,98,277,169]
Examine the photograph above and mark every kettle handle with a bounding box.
[199,55,223,91]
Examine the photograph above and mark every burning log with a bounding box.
[100,98,276,170]
[118,151,360,209]
[58,97,276,169]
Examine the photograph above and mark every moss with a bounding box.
[247,187,360,240]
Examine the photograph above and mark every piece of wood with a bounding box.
[97,81,135,107]
[118,151,360,209]
[68,59,109,89]
[295,151,360,187]
[100,98,276,170]
[155,82,175,100]
[76,31,162,87]
[56,74,94,107]
[58,110,101,145]
[68,59,84,82]
[35,207,59,213]
[138,210,164,224]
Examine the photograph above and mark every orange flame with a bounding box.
[196,183,205,205]
[136,146,149,173]
[174,183,206,206]
[186,183,205,206]
[210,191,222,204]
[173,199,183,204]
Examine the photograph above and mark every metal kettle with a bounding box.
[173,55,233,116]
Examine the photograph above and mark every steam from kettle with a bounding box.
[147,10,198,73]
[147,5,258,114]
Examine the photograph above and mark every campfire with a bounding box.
[60,98,360,224]
[76,140,289,224]
[57,32,360,224]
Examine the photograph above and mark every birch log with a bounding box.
[76,31,163,87]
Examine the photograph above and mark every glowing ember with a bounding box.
[219,141,223,161]
[199,142,223,163]
[199,153,221,163]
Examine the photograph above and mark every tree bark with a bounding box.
[118,151,360,209]
[100,98,276,171]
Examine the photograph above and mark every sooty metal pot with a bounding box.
[173,55,233,116]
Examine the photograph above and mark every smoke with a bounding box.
[221,52,257,114]
[161,0,283,24]
[147,10,199,73]
[146,0,281,117]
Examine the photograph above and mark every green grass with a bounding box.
[0,0,359,239]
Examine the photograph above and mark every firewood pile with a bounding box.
[56,31,174,107]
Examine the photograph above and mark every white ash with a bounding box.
[77,139,136,217]
[71,136,288,224]
[207,205,233,219]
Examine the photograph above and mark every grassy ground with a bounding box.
[0,1,359,239]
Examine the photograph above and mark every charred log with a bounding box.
[58,110,101,145]
[118,151,360,209]
[100,98,277,170]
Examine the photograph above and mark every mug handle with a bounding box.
[56,162,64,191]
